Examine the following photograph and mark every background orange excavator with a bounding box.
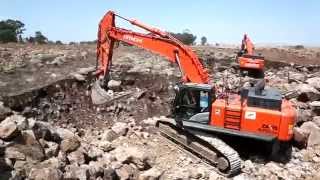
[237,34,265,78]
[93,11,296,176]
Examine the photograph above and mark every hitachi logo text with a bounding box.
[123,35,143,43]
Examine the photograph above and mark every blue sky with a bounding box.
[1,0,319,45]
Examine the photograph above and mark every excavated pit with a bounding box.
[2,72,178,129]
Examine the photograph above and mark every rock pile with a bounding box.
[0,109,161,180]
[1,44,320,179]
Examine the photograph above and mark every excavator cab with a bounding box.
[172,83,214,124]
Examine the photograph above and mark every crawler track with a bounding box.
[156,120,241,177]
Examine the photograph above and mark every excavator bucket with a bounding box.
[91,80,113,105]
[91,79,136,105]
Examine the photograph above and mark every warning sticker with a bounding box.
[245,111,256,120]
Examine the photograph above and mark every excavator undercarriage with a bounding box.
[157,119,241,176]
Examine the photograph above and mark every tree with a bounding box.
[201,36,207,45]
[34,31,48,44]
[0,19,25,43]
[170,29,197,45]
[26,36,35,43]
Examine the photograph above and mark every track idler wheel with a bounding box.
[217,157,229,172]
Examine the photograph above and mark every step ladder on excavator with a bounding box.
[224,108,242,130]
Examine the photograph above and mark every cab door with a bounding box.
[173,87,212,124]
[174,89,199,121]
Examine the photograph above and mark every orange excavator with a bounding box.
[93,11,296,176]
[237,34,265,78]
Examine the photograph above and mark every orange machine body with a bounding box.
[238,34,265,71]
[210,94,295,141]
[238,56,265,70]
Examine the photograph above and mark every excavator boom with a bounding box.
[241,34,254,55]
[97,11,209,84]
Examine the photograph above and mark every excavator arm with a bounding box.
[240,34,254,55]
[96,11,209,84]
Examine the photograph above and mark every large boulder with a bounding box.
[295,84,320,102]
[310,101,320,115]
[96,153,116,167]
[307,77,320,90]
[113,146,155,170]
[107,80,122,90]
[54,127,76,140]
[301,121,319,134]
[87,161,104,178]
[289,72,305,83]
[5,146,26,160]
[77,67,95,75]
[87,145,104,160]
[189,167,208,179]
[57,151,68,168]
[4,130,45,162]
[14,115,29,131]
[138,167,163,180]
[0,116,19,140]
[13,130,45,162]
[100,129,119,142]
[308,129,320,147]
[296,109,313,123]
[293,127,308,147]
[64,164,90,180]
[115,164,138,180]
[28,167,63,180]
[60,137,80,153]
[13,160,34,178]
[97,140,114,152]
[103,167,118,180]
[37,157,62,169]
[49,55,66,66]
[0,102,12,121]
[67,149,85,165]
[111,122,129,136]
[313,116,320,127]
[300,121,320,147]
[44,141,59,158]
[70,73,86,81]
